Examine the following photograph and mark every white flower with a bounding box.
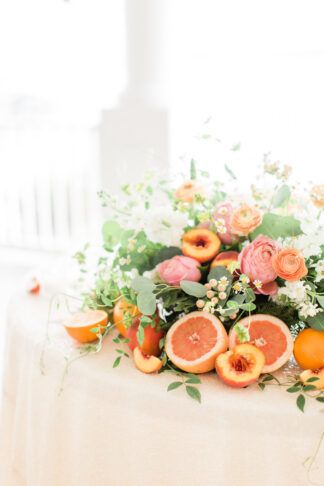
[298,302,321,319]
[276,281,309,304]
[135,206,187,247]
[314,260,324,282]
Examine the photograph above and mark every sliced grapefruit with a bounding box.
[63,309,108,344]
[229,314,293,373]
[165,311,228,373]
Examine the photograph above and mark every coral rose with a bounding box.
[239,235,280,289]
[230,204,262,236]
[157,255,201,286]
[310,184,324,209]
[272,248,308,282]
[174,181,205,203]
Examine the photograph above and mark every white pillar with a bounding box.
[100,0,169,192]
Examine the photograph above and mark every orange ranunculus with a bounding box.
[272,248,308,282]
[310,184,324,209]
[174,181,205,203]
[230,204,262,236]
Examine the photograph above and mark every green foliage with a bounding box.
[224,163,237,179]
[271,184,291,208]
[115,231,164,274]
[251,213,302,240]
[102,220,123,251]
[233,323,250,343]
[190,159,197,180]
[131,277,155,293]
[207,266,232,284]
[152,246,182,267]
[180,280,207,298]
[306,312,324,331]
[136,291,156,315]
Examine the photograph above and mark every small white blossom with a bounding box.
[314,260,324,282]
[206,290,215,299]
[298,302,321,319]
[218,284,226,292]
[253,280,262,289]
[196,299,205,309]
[209,279,217,287]
[219,292,227,300]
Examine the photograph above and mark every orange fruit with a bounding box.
[229,314,293,373]
[293,328,324,370]
[211,251,239,269]
[127,317,165,357]
[182,228,221,263]
[165,311,228,373]
[113,298,139,337]
[64,309,108,344]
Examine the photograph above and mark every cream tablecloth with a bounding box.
[0,292,323,486]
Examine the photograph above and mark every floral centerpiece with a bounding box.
[70,159,324,409]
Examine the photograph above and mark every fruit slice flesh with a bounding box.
[300,368,324,390]
[216,343,265,387]
[165,311,228,373]
[133,347,162,374]
[229,314,293,373]
[63,310,108,343]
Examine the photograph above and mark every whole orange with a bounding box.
[113,298,139,337]
[293,328,324,370]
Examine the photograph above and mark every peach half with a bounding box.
[300,368,324,390]
[133,347,163,374]
[182,228,221,263]
[215,343,265,388]
[211,251,239,269]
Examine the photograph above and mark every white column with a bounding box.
[100,0,169,192]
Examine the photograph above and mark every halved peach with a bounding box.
[215,343,265,388]
[27,277,41,295]
[211,251,239,269]
[182,228,221,263]
[133,347,163,374]
[300,368,324,390]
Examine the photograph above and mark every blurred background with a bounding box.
[1,0,324,361]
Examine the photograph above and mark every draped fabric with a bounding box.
[0,292,323,486]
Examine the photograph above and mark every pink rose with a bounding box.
[239,235,280,294]
[213,202,237,245]
[157,255,201,286]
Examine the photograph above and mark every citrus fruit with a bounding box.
[229,314,293,373]
[182,228,221,263]
[113,298,139,337]
[63,309,108,344]
[165,311,228,373]
[216,343,265,388]
[127,317,165,357]
[293,328,324,370]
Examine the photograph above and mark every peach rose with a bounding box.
[272,248,308,282]
[157,255,201,286]
[239,235,280,286]
[212,202,237,245]
[174,181,205,203]
[231,204,262,236]
[310,184,324,209]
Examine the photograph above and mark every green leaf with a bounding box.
[306,376,320,382]
[316,296,324,309]
[231,142,241,151]
[306,311,324,331]
[231,293,246,305]
[303,385,317,391]
[240,302,256,312]
[186,385,201,403]
[185,375,201,384]
[262,374,276,382]
[245,288,256,302]
[190,159,197,180]
[271,184,291,208]
[136,291,156,315]
[224,163,237,180]
[226,300,239,309]
[136,325,145,346]
[167,381,183,392]
[152,246,182,267]
[180,281,207,298]
[90,327,100,334]
[296,394,306,412]
[258,382,265,391]
[251,213,302,240]
[208,266,232,284]
[131,277,155,293]
[233,323,250,343]
[316,397,324,403]
[102,220,123,249]
[287,385,302,393]
[113,356,121,368]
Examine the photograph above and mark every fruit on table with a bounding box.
[127,317,165,357]
[165,311,228,373]
[63,309,108,344]
[210,251,239,269]
[293,328,324,370]
[113,298,139,338]
[215,343,265,388]
[229,314,293,373]
[133,347,162,374]
[300,367,324,390]
[182,228,221,263]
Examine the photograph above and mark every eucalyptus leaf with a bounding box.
[251,213,302,240]
[136,325,145,346]
[316,295,324,309]
[306,312,324,331]
[131,277,155,293]
[245,288,256,302]
[180,280,207,298]
[272,184,291,208]
[137,291,156,315]
[240,302,256,312]
[208,266,232,284]
[152,246,182,266]
[102,220,123,248]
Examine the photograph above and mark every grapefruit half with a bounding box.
[229,314,293,373]
[165,311,228,373]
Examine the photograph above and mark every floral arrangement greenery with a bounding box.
[73,159,324,408]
